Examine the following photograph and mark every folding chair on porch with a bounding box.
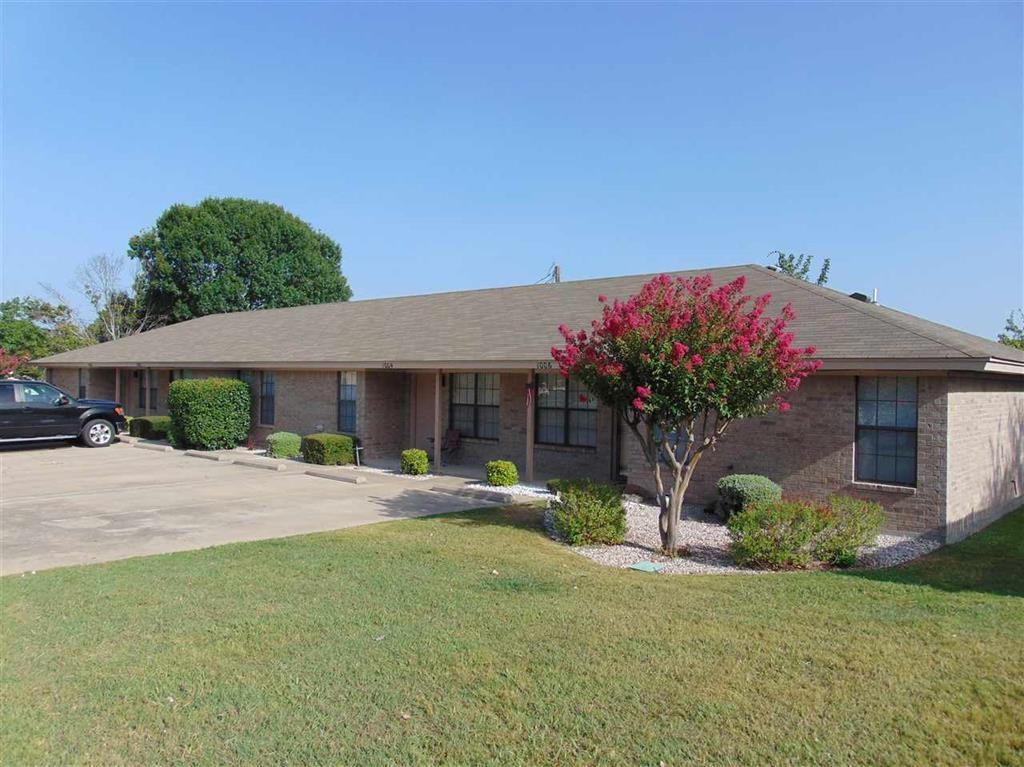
[440,428,461,465]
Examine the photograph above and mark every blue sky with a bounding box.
[2,1,1021,339]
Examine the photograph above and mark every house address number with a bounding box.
[381,362,394,369]
[535,361,555,370]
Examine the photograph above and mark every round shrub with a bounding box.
[727,499,826,568]
[301,433,358,466]
[552,480,625,545]
[401,448,429,475]
[266,431,301,459]
[167,378,251,450]
[716,474,782,519]
[128,415,172,440]
[486,460,519,487]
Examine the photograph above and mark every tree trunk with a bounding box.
[659,500,677,555]
[661,457,702,556]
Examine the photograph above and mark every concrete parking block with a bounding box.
[134,442,175,453]
[305,469,367,484]
[184,450,234,462]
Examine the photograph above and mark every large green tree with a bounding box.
[129,198,352,325]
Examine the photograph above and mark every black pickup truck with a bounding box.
[0,378,128,447]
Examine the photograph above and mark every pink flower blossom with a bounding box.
[691,354,704,367]
[635,385,652,399]
[632,397,646,411]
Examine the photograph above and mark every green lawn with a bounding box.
[2,507,1022,766]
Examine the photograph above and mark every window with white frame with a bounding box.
[535,373,597,447]
[855,376,917,486]
[449,373,500,439]
[338,371,357,433]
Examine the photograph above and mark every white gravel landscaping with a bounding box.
[466,482,554,499]
[545,497,943,575]
[349,465,436,481]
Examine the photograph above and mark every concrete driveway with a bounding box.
[0,441,492,575]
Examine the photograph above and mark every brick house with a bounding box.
[38,265,1023,542]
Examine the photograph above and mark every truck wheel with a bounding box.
[82,419,114,447]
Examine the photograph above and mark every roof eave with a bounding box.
[36,356,1024,375]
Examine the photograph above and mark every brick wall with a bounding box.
[89,369,116,400]
[359,371,410,458]
[621,374,949,535]
[49,368,78,397]
[266,370,337,438]
[945,373,1024,542]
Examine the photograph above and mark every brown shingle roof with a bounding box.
[36,264,1024,372]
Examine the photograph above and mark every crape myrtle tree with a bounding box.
[1,348,30,376]
[551,274,820,556]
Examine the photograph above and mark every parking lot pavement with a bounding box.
[0,441,489,575]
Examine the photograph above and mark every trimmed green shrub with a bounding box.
[129,415,172,440]
[724,497,827,569]
[814,496,886,567]
[716,474,782,519]
[486,460,519,487]
[266,431,301,459]
[728,499,827,569]
[301,433,358,466]
[401,448,429,475]
[552,480,626,546]
[167,378,251,450]
[728,495,886,569]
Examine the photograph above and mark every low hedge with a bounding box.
[401,448,429,475]
[715,474,782,519]
[266,431,301,459]
[301,433,359,466]
[128,415,172,440]
[486,460,519,487]
[546,478,568,495]
[815,496,887,567]
[167,378,251,450]
[728,495,885,569]
[552,479,625,546]
[727,499,825,569]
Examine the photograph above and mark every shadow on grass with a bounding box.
[430,504,550,535]
[842,506,1024,598]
